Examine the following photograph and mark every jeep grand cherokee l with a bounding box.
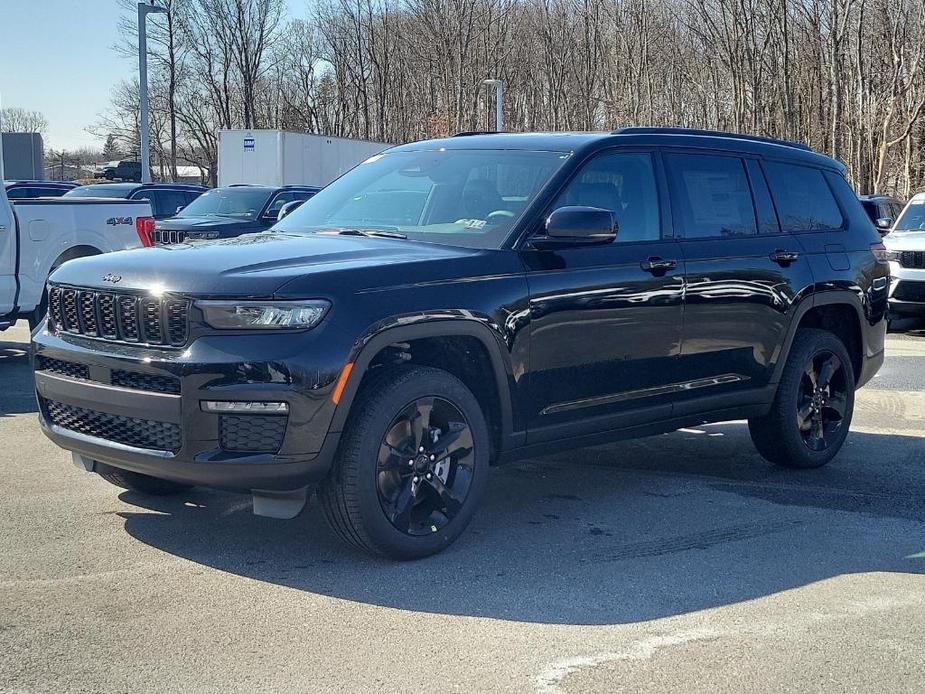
[32,128,889,559]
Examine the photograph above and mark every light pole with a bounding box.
[483,79,503,132]
[138,1,166,183]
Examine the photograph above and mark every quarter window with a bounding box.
[763,161,843,231]
[552,152,660,243]
[664,153,757,238]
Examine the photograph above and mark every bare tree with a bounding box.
[0,107,49,135]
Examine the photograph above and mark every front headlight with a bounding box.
[197,300,330,330]
[884,249,903,262]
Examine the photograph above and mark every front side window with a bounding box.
[550,151,661,243]
[177,188,273,221]
[665,153,757,238]
[763,161,843,231]
[273,149,569,249]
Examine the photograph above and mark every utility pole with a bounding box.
[138,1,167,183]
[482,79,504,132]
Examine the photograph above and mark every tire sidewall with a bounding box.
[776,330,856,466]
[343,367,490,559]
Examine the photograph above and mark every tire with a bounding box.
[319,365,490,560]
[749,328,855,469]
[96,463,192,496]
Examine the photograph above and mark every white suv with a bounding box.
[885,193,925,318]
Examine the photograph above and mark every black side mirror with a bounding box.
[277,199,306,221]
[533,206,617,249]
[875,217,894,235]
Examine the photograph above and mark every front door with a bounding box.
[520,150,685,442]
[662,150,814,412]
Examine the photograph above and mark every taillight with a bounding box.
[135,216,155,247]
[870,242,900,264]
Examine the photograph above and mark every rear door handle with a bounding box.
[641,257,677,274]
[770,249,800,265]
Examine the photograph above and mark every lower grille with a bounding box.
[44,399,181,453]
[35,356,90,381]
[219,415,287,453]
[899,250,925,269]
[111,369,181,395]
[893,281,925,303]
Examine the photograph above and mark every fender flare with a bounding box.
[329,318,517,447]
[771,289,866,384]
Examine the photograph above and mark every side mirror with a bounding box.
[875,217,894,235]
[533,206,617,249]
[277,199,306,221]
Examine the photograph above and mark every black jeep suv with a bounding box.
[32,128,888,559]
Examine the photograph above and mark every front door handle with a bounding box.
[770,249,800,265]
[641,257,677,274]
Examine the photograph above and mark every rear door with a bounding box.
[0,191,15,315]
[666,150,814,412]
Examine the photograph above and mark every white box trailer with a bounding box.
[218,130,390,188]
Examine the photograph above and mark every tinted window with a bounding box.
[177,188,273,221]
[6,187,34,199]
[859,200,878,223]
[665,153,756,238]
[64,184,134,198]
[763,162,843,231]
[552,151,660,243]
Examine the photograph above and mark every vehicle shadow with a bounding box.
[116,423,925,625]
[0,333,37,416]
[889,316,925,336]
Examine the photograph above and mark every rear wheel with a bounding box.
[749,329,855,468]
[319,365,490,559]
[96,463,192,496]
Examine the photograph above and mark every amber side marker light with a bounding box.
[332,363,354,404]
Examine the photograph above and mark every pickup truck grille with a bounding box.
[152,229,188,246]
[899,251,925,269]
[48,285,190,347]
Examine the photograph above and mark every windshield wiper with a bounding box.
[322,228,408,240]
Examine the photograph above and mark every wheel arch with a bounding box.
[773,291,865,385]
[329,319,517,456]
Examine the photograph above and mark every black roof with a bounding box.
[392,128,844,172]
[223,184,321,191]
[5,180,77,188]
[858,194,900,201]
[67,182,208,195]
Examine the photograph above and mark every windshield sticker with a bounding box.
[456,218,487,229]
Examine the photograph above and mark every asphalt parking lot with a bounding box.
[1,320,924,693]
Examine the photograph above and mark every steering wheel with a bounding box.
[487,209,514,220]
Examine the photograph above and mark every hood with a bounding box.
[48,232,485,297]
[884,231,925,250]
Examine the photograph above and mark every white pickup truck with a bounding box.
[0,183,153,331]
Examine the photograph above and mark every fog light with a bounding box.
[201,401,289,414]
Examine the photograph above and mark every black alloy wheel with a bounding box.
[748,328,855,469]
[797,350,849,452]
[376,397,475,536]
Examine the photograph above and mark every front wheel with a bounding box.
[319,365,490,560]
[749,328,855,468]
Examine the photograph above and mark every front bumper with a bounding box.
[33,323,348,492]
[888,263,925,316]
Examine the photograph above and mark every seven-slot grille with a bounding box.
[152,229,188,246]
[48,285,189,347]
[899,251,925,269]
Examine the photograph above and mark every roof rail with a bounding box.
[612,127,812,152]
[451,131,501,137]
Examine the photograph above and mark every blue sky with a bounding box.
[0,0,131,150]
[0,1,303,151]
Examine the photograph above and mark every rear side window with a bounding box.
[763,161,843,231]
[664,153,756,238]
